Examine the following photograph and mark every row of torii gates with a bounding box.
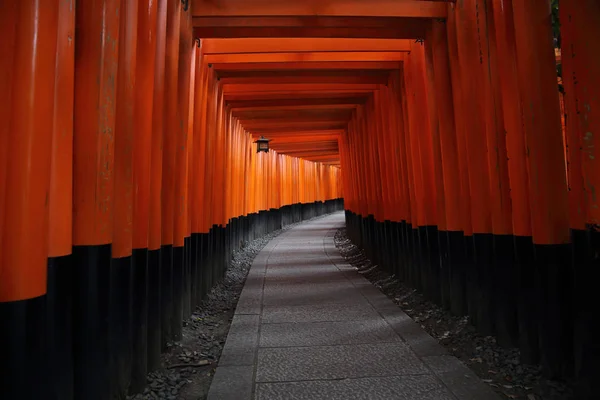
[1,0,599,399]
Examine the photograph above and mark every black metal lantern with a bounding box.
[256,136,271,153]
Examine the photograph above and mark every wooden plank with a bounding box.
[191,0,447,18]
[201,38,412,54]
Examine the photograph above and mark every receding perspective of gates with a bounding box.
[0,0,598,399]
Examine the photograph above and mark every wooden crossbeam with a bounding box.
[200,38,412,54]
[191,0,447,18]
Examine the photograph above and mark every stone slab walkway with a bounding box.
[207,212,500,400]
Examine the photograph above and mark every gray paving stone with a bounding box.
[261,283,366,306]
[260,319,402,347]
[265,264,339,278]
[379,308,448,357]
[261,302,379,323]
[207,366,254,400]
[256,375,456,400]
[219,314,259,366]
[423,355,501,399]
[235,288,262,315]
[209,213,498,400]
[358,284,399,311]
[266,258,334,268]
[256,342,429,382]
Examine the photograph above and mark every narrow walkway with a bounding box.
[208,213,500,400]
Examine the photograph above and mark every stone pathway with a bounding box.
[207,212,500,400]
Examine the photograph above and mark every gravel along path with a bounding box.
[128,218,316,400]
[334,227,575,400]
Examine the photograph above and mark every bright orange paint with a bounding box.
[1,1,59,301]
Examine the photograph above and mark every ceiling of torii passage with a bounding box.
[193,0,447,164]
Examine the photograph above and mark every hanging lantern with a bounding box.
[255,136,271,153]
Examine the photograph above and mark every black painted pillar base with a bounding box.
[172,245,184,341]
[406,224,418,288]
[397,221,409,282]
[72,244,111,400]
[147,248,162,371]
[473,233,495,337]
[494,235,519,348]
[183,236,192,319]
[190,234,199,312]
[424,225,441,306]
[438,230,451,310]
[464,235,478,327]
[160,245,173,351]
[108,255,133,399]
[0,295,48,400]
[535,243,573,379]
[130,248,148,395]
[514,235,540,365]
[411,226,423,292]
[573,227,600,399]
[447,231,467,317]
[47,255,74,400]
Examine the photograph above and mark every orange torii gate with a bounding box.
[1,0,599,399]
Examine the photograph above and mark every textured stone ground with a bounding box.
[334,227,575,400]
[128,225,292,400]
[208,212,500,400]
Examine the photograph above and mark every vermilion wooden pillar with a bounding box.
[390,71,413,281]
[192,54,209,301]
[148,0,168,371]
[399,67,419,287]
[72,1,120,398]
[46,1,76,398]
[430,20,465,314]
[172,3,189,342]
[0,2,59,398]
[424,27,446,306]
[110,0,138,396]
[407,42,438,298]
[491,0,537,363]
[446,4,474,319]
[185,43,198,317]
[561,1,600,396]
[161,0,181,349]
[512,0,572,378]
[478,0,517,348]
[454,0,494,333]
[130,0,158,392]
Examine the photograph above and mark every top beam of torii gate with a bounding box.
[192,0,448,38]
[192,0,448,18]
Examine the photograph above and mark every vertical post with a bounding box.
[424,27,445,306]
[512,0,572,378]
[455,0,494,331]
[431,20,464,313]
[147,0,168,371]
[161,0,181,349]
[491,0,537,362]
[130,0,157,392]
[186,43,197,316]
[0,2,59,398]
[399,67,420,288]
[479,0,516,347]
[447,4,472,317]
[110,0,138,396]
[47,1,76,398]
[172,1,186,342]
[561,1,600,395]
[72,1,120,398]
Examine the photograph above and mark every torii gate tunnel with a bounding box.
[1,0,599,399]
